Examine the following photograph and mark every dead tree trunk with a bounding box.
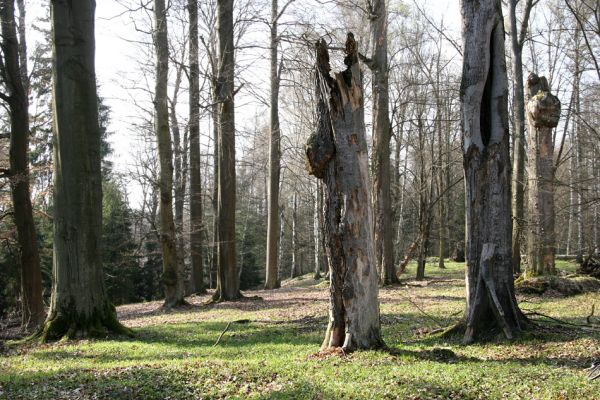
[525,73,560,276]
[38,0,130,341]
[0,0,44,329]
[460,0,527,343]
[306,35,384,351]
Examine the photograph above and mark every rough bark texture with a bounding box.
[460,0,527,343]
[525,73,560,276]
[214,0,241,301]
[0,0,44,329]
[188,0,205,294]
[154,0,184,308]
[306,35,384,352]
[39,0,130,341]
[265,0,281,289]
[369,0,397,285]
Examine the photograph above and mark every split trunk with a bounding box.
[459,0,527,343]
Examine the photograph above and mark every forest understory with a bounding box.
[2,260,599,400]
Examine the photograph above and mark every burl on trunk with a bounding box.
[305,34,384,352]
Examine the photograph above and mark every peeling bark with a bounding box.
[306,35,384,352]
[525,73,560,276]
[460,0,527,343]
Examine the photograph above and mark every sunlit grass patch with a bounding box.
[2,259,599,399]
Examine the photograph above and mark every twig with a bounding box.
[212,319,252,346]
[213,322,232,346]
[524,311,600,331]
[587,304,595,325]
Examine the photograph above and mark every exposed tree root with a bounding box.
[31,304,133,343]
[464,244,529,344]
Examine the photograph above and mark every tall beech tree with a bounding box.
[188,0,205,294]
[154,0,184,308]
[214,0,241,301]
[525,73,560,276]
[0,0,44,329]
[306,35,383,351]
[264,0,283,289]
[459,0,527,343]
[367,0,397,285]
[38,0,130,340]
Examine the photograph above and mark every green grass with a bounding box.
[1,261,599,399]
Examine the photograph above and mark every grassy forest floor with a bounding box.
[1,261,600,399]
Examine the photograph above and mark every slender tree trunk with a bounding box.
[508,0,535,275]
[211,99,218,290]
[290,193,300,278]
[460,0,528,343]
[277,206,285,283]
[573,29,584,262]
[0,0,44,330]
[213,0,241,301]
[369,0,397,285]
[313,181,322,280]
[153,0,184,308]
[170,66,187,298]
[188,0,205,294]
[306,35,384,351]
[525,73,560,276]
[265,0,281,289]
[436,89,446,269]
[38,0,130,341]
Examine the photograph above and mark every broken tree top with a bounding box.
[526,73,561,128]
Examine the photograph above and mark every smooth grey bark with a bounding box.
[306,35,384,351]
[525,73,560,276]
[277,205,285,283]
[459,0,527,343]
[264,0,282,289]
[154,0,184,308]
[573,25,584,262]
[38,0,130,341]
[290,192,299,278]
[368,0,397,285]
[313,181,322,280]
[508,0,535,274]
[213,0,241,301]
[0,0,44,329]
[188,0,205,294]
[169,63,188,297]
